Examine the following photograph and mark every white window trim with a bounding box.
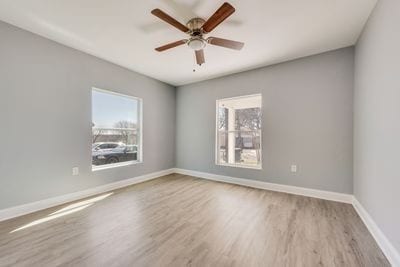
[92,160,141,172]
[215,94,263,170]
[91,87,143,171]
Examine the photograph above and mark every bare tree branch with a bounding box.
[113,120,136,145]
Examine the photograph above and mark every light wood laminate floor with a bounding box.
[0,174,390,267]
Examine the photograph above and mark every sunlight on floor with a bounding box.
[49,192,114,215]
[10,192,114,233]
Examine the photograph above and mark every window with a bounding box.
[91,88,142,170]
[216,94,262,169]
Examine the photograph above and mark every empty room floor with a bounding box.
[0,174,389,267]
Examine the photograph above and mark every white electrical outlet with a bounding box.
[72,167,79,176]
[291,165,297,173]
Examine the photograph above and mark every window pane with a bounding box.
[92,89,141,168]
[218,132,228,164]
[218,107,228,131]
[216,94,262,168]
[92,89,138,129]
[235,131,261,166]
[235,108,262,131]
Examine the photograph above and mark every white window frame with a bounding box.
[215,94,262,170]
[91,87,143,171]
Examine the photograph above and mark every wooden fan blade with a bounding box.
[151,9,189,33]
[155,40,187,52]
[207,37,244,50]
[202,2,235,33]
[195,49,205,65]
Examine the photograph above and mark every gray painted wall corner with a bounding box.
[354,0,400,254]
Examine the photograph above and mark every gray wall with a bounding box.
[354,0,400,253]
[176,48,354,194]
[0,21,176,209]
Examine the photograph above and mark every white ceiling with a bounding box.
[0,0,376,86]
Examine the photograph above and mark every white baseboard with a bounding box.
[352,197,400,267]
[0,168,175,222]
[173,168,353,203]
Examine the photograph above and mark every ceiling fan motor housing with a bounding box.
[187,18,205,34]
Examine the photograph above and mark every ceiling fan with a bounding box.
[151,2,244,66]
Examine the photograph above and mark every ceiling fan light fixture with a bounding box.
[187,38,206,51]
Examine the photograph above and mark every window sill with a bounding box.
[92,160,142,172]
[216,163,262,170]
